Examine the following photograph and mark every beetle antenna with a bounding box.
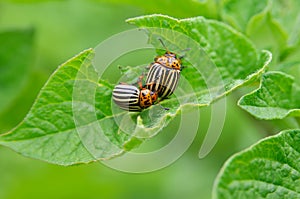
[156,99,170,111]
[159,103,170,111]
[179,48,191,59]
[158,38,169,52]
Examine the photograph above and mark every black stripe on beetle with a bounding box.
[145,39,184,99]
[112,83,158,112]
[146,62,181,99]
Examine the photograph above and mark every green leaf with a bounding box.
[279,46,300,79]
[221,0,288,65]
[221,0,300,61]
[238,71,300,120]
[0,29,34,113]
[127,15,272,159]
[125,14,272,145]
[213,129,300,199]
[246,11,288,64]
[0,49,135,165]
[127,14,271,95]
[221,0,269,31]
[270,0,300,46]
[0,15,272,165]
[0,71,46,134]
[221,0,300,45]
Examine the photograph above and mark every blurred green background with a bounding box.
[0,0,278,198]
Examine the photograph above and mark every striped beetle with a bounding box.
[146,39,184,99]
[112,77,158,112]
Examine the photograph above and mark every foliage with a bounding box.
[238,71,300,120]
[0,29,34,114]
[214,129,300,199]
[0,0,300,198]
[0,15,272,165]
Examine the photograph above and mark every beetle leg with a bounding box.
[157,99,170,111]
[145,64,152,70]
[129,74,145,89]
[179,48,191,59]
[180,65,186,71]
[137,74,145,89]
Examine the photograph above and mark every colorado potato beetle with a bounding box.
[146,39,184,99]
[112,82,158,112]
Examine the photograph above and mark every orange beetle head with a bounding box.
[155,51,182,70]
[139,88,158,109]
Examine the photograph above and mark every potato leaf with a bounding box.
[238,71,300,120]
[0,15,272,165]
[214,129,300,199]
